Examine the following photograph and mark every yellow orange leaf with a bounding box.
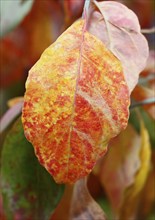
[22,19,129,184]
[137,152,155,219]
[119,120,151,220]
[99,121,151,219]
[133,121,151,195]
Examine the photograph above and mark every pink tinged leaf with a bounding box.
[51,178,106,220]
[70,178,107,220]
[87,0,149,93]
[0,101,23,133]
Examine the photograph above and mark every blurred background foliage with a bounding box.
[0,0,155,220]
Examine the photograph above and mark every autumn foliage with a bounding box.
[0,0,154,220]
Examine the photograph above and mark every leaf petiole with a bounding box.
[82,0,91,19]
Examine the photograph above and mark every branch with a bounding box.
[130,97,155,109]
[82,0,91,18]
[141,27,155,34]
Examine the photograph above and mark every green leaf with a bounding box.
[1,117,64,220]
[0,0,34,38]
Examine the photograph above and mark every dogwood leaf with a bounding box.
[86,0,149,93]
[22,19,129,183]
[1,118,64,220]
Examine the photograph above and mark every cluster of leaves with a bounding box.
[0,0,155,220]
